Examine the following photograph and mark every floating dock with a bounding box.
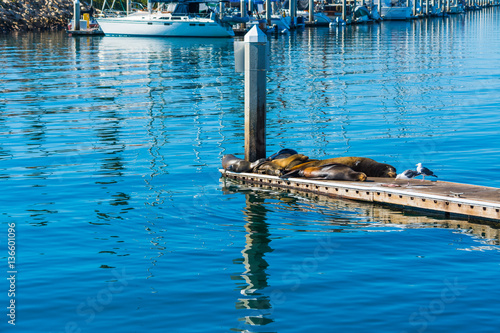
[66,29,104,37]
[220,170,500,222]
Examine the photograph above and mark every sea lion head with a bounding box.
[222,154,266,173]
[380,164,397,178]
[353,158,397,178]
[356,172,367,182]
[222,154,239,171]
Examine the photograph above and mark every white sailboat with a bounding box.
[380,0,413,20]
[96,0,235,37]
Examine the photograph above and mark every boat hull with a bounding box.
[381,6,413,20]
[97,17,234,37]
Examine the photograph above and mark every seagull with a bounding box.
[416,163,438,181]
[396,169,420,186]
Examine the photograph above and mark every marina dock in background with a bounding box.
[65,1,500,37]
[220,170,500,223]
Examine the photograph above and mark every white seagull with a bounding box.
[416,163,438,181]
[396,169,420,186]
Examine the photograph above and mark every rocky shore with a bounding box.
[0,0,76,33]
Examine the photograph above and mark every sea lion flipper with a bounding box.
[280,169,301,179]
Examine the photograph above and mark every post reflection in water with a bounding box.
[233,193,275,330]
[225,177,500,332]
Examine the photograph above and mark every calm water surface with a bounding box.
[1,8,500,333]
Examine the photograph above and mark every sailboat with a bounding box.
[96,0,235,37]
[380,0,413,20]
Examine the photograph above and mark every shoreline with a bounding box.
[0,0,75,33]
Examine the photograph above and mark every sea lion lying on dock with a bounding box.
[281,163,367,181]
[222,154,266,173]
[267,148,298,160]
[255,154,313,176]
[289,157,396,178]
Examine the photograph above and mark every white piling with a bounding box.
[309,0,314,23]
[244,27,268,161]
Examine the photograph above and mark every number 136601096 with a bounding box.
[8,223,16,269]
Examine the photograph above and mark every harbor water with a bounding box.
[1,8,500,333]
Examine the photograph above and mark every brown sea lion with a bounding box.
[255,154,313,176]
[254,161,283,176]
[271,154,310,169]
[289,157,396,178]
[222,154,266,173]
[281,163,367,181]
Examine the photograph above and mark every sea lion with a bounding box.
[271,154,310,169]
[222,154,266,173]
[281,163,367,181]
[268,148,298,160]
[289,157,397,178]
[254,154,312,176]
[254,161,284,176]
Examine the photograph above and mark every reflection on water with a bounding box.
[233,193,274,329]
[222,177,499,332]
[223,179,500,244]
[223,177,500,332]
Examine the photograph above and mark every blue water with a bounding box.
[1,8,500,333]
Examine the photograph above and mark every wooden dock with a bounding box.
[220,170,500,222]
[67,29,104,37]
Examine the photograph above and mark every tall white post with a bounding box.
[244,27,268,162]
[309,0,314,22]
[266,0,271,25]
